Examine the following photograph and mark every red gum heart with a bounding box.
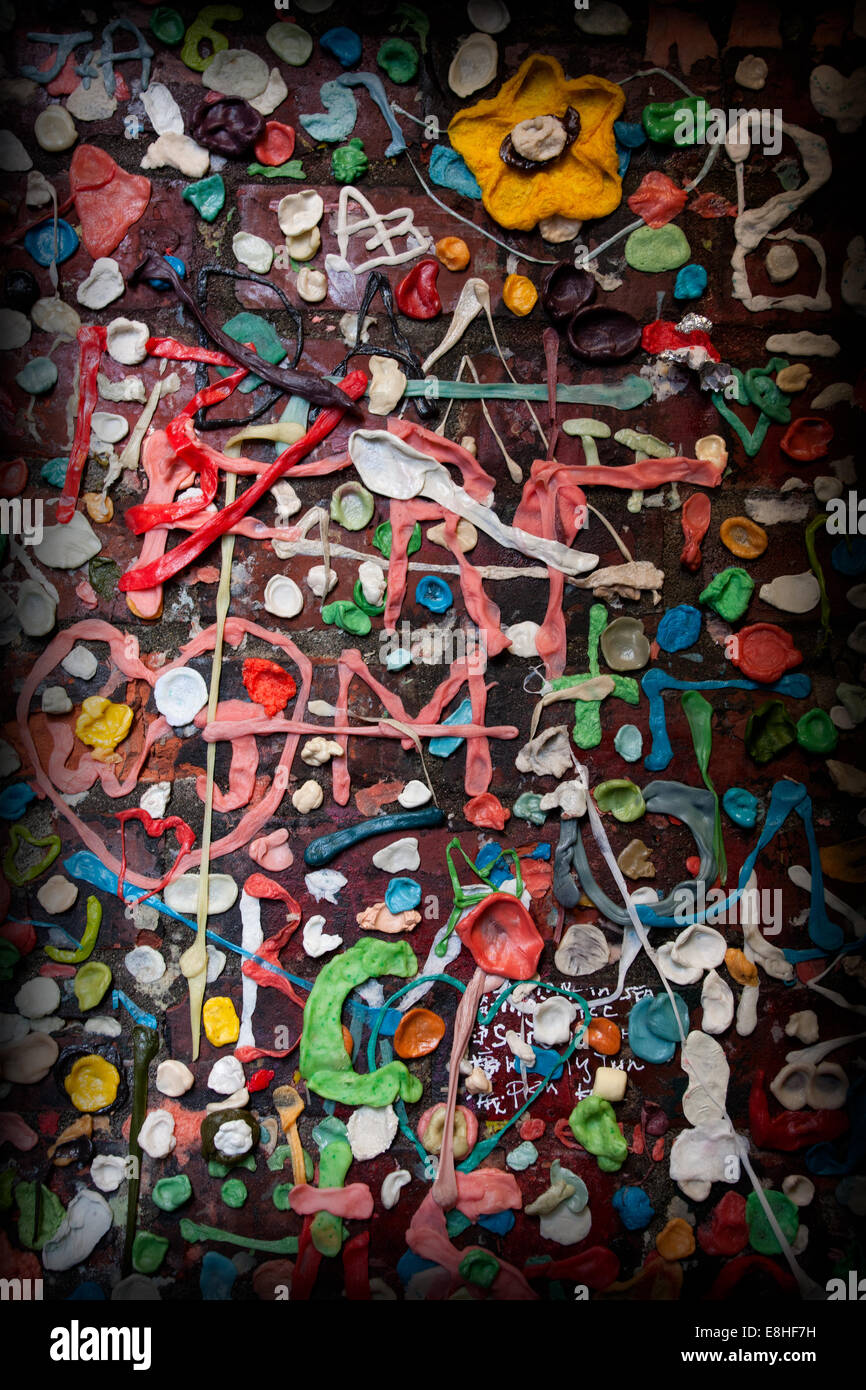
[115,808,196,906]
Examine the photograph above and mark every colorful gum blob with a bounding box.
[394,1008,447,1059]
[64,1054,121,1111]
[720,516,768,559]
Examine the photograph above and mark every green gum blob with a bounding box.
[73,960,112,1010]
[321,600,372,636]
[512,792,546,825]
[459,1249,500,1288]
[311,1139,353,1257]
[16,1181,65,1250]
[220,1178,247,1208]
[331,481,375,530]
[745,700,797,764]
[352,579,386,616]
[152,1175,192,1212]
[332,138,368,184]
[377,36,419,83]
[594,779,646,822]
[132,1230,169,1274]
[796,708,838,754]
[746,1190,798,1254]
[568,1097,628,1173]
[374,519,421,558]
[642,96,706,144]
[699,567,755,621]
[246,161,306,180]
[625,224,690,272]
[89,557,121,600]
[150,7,185,44]
[182,174,226,222]
[614,724,643,762]
[219,313,286,393]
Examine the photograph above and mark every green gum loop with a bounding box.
[744,360,791,423]
[299,939,421,1105]
[45,895,101,963]
[180,5,242,71]
[3,824,61,885]
[435,836,523,956]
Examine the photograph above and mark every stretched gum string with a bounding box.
[573,757,822,1299]
[17,618,313,889]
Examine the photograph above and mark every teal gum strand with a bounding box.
[366,976,590,1175]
